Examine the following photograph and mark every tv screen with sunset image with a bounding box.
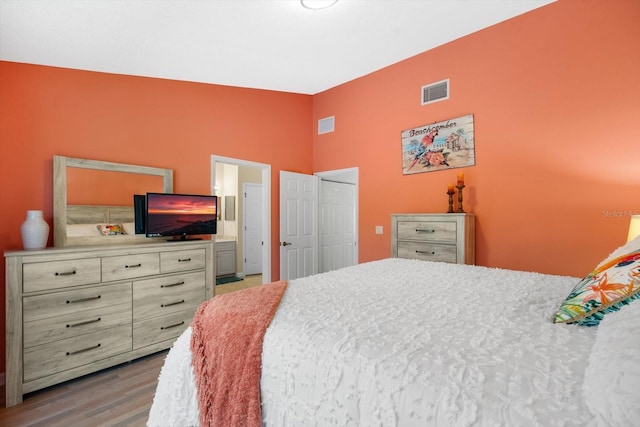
[145,193,217,239]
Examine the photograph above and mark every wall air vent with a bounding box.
[421,79,449,106]
[318,116,335,135]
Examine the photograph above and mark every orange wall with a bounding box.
[0,0,639,375]
[0,63,313,373]
[313,0,640,276]
[66,168,165,205]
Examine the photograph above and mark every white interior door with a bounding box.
[243,183,263,275]
[319,180,357,273]
[280,171,318,280]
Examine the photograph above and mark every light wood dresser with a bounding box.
[4,240,215,407]
[391,213,475,265]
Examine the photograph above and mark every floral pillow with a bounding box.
[96,224,127,236]
[554,248,640,326]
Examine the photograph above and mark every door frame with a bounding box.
[211,155,271,284]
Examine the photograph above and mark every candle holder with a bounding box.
[456,184,465,213]
[446,189,455,213]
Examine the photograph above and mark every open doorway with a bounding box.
[211,155,271,284]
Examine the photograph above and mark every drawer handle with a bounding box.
[178,258,192,262]
[161,281,185,288]
[125,263,142,269]
[416,250,436,255]
[67,317,102,328]
[55,270,77,277]
[66,295,101,304]
[161,299,185,308]
[161,321,185,330]
[66,343,101,356]
[416,229,436,233]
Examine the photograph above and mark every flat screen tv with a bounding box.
[145,192,217,240]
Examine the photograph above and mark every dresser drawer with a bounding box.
[23,282,131,323]
[397,241,457,263]
[23,258,101,293]
[133,271,205,321]
[160,248,206,274]
[397,221,457,242]
[102,253,159,282]
[24,302,131,349]
[133,309,196,350]
[24,325,132,382]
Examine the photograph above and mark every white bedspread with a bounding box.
[148,258,601,427]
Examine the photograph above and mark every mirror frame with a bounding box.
[53,155,174,247]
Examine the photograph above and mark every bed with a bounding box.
[147,237,640,427]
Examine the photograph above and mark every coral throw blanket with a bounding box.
[190,280,287,427]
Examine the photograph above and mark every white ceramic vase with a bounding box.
[21,210,49,250]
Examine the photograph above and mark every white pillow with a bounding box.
[583,301,640,424]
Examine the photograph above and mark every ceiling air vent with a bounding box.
[318,116,335,135]
[421,79,449,106]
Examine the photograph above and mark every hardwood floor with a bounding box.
[0,351,167,426]
[0,274,263,426]
[215,273,263,295]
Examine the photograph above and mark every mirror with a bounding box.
[53,155,173,247]
[67,168,164,206]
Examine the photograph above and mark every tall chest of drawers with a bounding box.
[5,240,215,407]
[391,213,475,265]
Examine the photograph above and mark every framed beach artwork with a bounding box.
[401,114,475,175]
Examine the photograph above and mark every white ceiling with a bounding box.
[0,0,555,95]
